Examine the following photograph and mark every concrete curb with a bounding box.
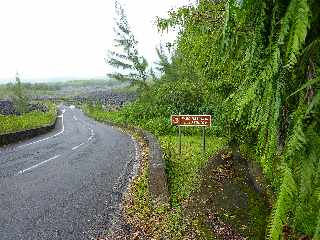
[0,117,58,147]
[246,159,273,207]
[138,130,169,205]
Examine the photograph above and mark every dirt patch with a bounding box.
[183,151,270,239]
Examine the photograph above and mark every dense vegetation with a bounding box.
[155,0,320,238]
[0,103,57,135]
[88,0,320,238]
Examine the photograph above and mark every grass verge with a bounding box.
[0,103,57,135]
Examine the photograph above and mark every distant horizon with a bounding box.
[0,75,109,84]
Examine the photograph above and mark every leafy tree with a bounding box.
[12,72,29,114]
[149,67,158,81]
[155,45,171,74]
[154,44,181,82]
[106,1,148,90]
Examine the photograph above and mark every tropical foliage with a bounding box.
[154,0,320,238]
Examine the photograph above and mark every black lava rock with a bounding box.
[0,100,48,116]
[0,100,18,115]
[28,103,48,113]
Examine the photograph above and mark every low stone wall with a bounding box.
[246,159,274,207]
[0,100,17,115]
[120,126,169,205]
[0,100,49,116]
[139,130,169,205]
[232,146,273,207]
[0,118,57,147]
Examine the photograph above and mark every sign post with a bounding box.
[179,124,182,155]
[202,126,206,156]
[171,115,212,155]
[178,112,182,155]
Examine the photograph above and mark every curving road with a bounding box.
[0,105,137,240]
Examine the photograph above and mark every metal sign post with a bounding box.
[178,112,182,155]
[179,124,182,155]
[202,126,206,156]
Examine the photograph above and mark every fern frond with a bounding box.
[307,89,320,114]
[267,165,297,240]
[288,77,320,99]
[285,118,306,159]
[314,210,320,240]
[285,0,311,67]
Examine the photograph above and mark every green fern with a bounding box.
[314,212,320,240]
[286,0,310,65]
[157,0,320,237]
[313,188,320,240]
[267,165,297,240]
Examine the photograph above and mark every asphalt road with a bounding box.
[0,105,137,240]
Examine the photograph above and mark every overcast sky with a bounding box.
[0,0,191,83]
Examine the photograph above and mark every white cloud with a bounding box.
[0,0,191,82]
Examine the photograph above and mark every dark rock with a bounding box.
[28,103,48,113]
[72,91,137,107]
[0,100,18,115]
[0,100,49,116]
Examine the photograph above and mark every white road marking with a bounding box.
[72,143,84,151]
[16,154,61,175]
[87,128,95,142]
[75,116,95,142]
[17,113,65,149]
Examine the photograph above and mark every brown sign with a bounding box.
[171,115,212,127]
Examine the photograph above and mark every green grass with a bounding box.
[82,104,124,124]
[160,135,227,206]
[0,103,57,135]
